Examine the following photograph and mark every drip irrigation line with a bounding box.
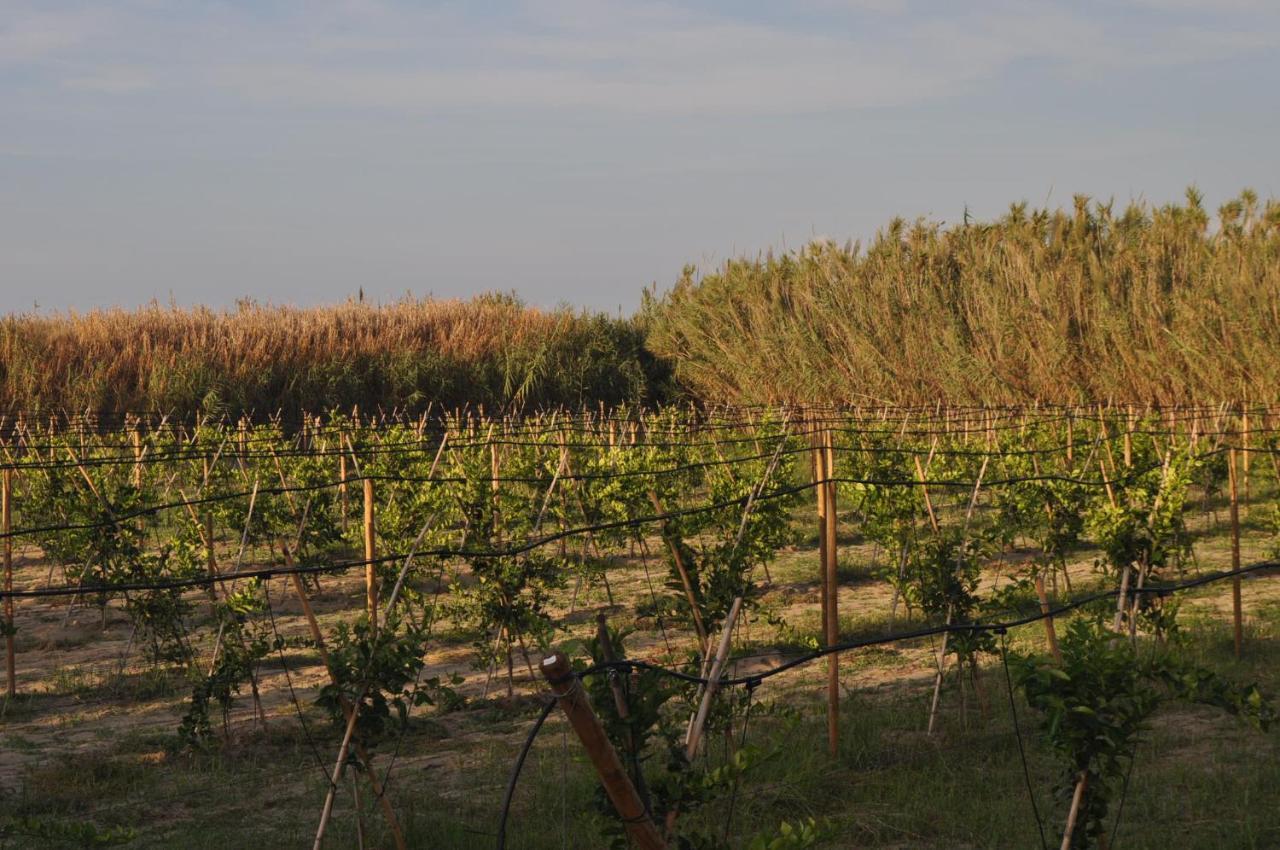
[10,401,1274,423]
[261,576,333,785]
[494,559,1280,847]
[5,405,1269,469]
[1109,738,1140,848]
[0,458,1173,598]
[567,558,1280,690]
[721,679,757,845]
[0,449,1170,546]
[1000,630,1048,850]
[4,409,1271,478]
[9,411,1268,473]
[495,696,558,849]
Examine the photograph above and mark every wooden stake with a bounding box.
[1123,404,1133,468]
[540,653,666,850]
[204,513,217,577]
[363,477,377,634]
[1034,575,1062,664]
[926,606,952,737]
[1066,412,1074,465]
[338,454,349,532]
[131,429,143,489]
[204,512,218,616]
[3,468,13,697]
[1113,561,1132,634]
[1098,459,1117,509]
[1242,406,1251,510]
[1228,448,1243,658]
[596,614,634,733]
[823,429,839,756]
[287,561,407,850]
[314,693,363,850]
[815,425,829,643]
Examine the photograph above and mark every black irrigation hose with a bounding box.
[1000,630,1048,850]
[493,559,1280,847]
[0,459,1174,599]
[0,449,1169,545]
[1109,739,1140,848]
[4,416,1269,471]
[7,399,1270,463]
[261,576,332,784]
[586,559,1280,690]
[5,417,1268,474]
[495,696,558,849]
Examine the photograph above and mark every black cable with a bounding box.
[722,679,758,845]
[261,575,332,783]
[0,452,1167,545]
[495,696,558,850]
[493,561,1280,843]
[1109,739,1140,848]
[1000,630,1048,850]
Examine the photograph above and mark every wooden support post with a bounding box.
[1228,448,1243,658]
[204,512,219,616]
[540,653,666,850]
[1123,404,1133,468]
[1242,406,1251,510]
[363,477,377,634]
[338,454,349,533]
[491,438,501,541]
[1034,575,1062,664]
[823,429,839,757]
[131,429,143,489]
[4,468,13,697]
[1098,459,1117,509]
[913,454,940,534]
[814,425,829,644]
[287,560,407,850]
[1066,412,1074,465]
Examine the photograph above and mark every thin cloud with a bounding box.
[0,8,99,63]
[63,67,155,94]
[4,1,1277,117]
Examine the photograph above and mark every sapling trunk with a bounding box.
[927,606,953,736]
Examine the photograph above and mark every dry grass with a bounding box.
[0,293,668,415]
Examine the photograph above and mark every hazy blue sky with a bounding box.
[2,0,1277,314]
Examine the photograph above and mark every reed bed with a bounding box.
[0,294,669,415]
[644,189,1280,406]
[5,188,1279,415]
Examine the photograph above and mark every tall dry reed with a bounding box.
[0,293,668,415]
[644,189,1280,406]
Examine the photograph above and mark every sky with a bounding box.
[1,0,1277,315]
